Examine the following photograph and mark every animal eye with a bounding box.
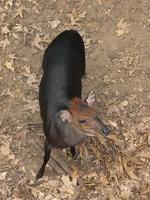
[79,119,86,124]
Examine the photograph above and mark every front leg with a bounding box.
[36,139,51,179]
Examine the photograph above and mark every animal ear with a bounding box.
[85,91,95,106]
[60,110,72,123]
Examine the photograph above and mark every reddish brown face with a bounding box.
[68,98,110,137]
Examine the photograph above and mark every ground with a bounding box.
[0,0,150,199]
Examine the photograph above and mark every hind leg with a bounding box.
[70,146,78,159]
[36,139,51,179]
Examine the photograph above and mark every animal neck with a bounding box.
[53,112,85,147]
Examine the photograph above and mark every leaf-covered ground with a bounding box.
[0,0,150,199]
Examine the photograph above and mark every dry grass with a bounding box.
[0,0,150,199]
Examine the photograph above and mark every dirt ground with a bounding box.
[0,0,150,199]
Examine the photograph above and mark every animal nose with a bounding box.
[102,126,110,135]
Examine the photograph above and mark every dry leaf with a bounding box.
[29,187,44,199]
[87,172,98,179]
[4,61,14,72]
[0,136,15,161]
[13,5,28,18]
[67,11,85,26]
[15,128,28,141]
[137,150,150,159]
[126,169,139,180]
[85,38,91,49]
[1,88,14,97]
[116,29,124,36]
[50,20,60,29]
[0,172,7,181]
[4,54,16,71]
[31,33,44,50]
[5,0,13,9]
[123,158,138,180]
[27,73,38,88]
[120,100,128,107]
[107,134,123,147]
[0,182,11,196]
[137,121,149,133]
[14,24,23,32]
[42,179,59,189]
[107,119,119,129]
[22,65,32,78]
[97,0,102,5]
[12,33,19,39]
[0,59,2,72]
[61,175,77,195]
[32,6,40,14]
[116,17,130,36]
[97,134,107,147]
[1,25,10,35]
[43,194,53,200]
[103,75,116,84]
[119,100,128,110]
[148,135,150,145]
[79,12,86,18]
[109,169,119,185]
[1,143,10,156]
[118,155,124,176]
[141,115,150,123]
[24,99,39,114]
[99,174,109,185]
[0,38,10,50]
[107,105,120,115]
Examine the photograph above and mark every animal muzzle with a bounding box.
[95,117,110,136]
[101,126,110,135]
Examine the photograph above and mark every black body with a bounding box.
[39,30,85,147]
[37,30,85,178]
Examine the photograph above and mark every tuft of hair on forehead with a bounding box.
[69,97,96,117]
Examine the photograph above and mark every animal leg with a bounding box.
[36,140,51,179]
[70,146,78,159]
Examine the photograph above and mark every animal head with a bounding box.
[60,93,109,137]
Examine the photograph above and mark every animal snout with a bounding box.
[101,126,110,135]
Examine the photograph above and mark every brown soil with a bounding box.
[0,0,150,200]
